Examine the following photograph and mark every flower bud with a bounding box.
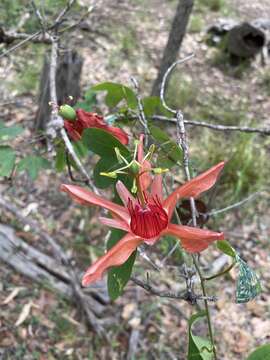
[59,104,77,121]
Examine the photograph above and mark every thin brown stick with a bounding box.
[130,76,149,146]
[161,58,218,359]
[151,115,270,136]
[130,276,217,302]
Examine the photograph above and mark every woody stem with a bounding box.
[175,110,217,359]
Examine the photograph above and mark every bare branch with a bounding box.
[30,0,46,32]
[47,36,99,192]
[207,191,264,217]
[0,28,51,44]
[130,76,149,146]
[130,276,217,302]
[151,115,270,136]
[160,59,218,358]
[54,0,76,28]
[160,54,194,114]
[0,31,42,59]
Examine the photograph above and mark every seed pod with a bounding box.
[58,105,77,121]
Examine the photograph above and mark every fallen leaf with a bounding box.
[15,301,39,327]
[122,303,136,320]
[62,314,81,327]
[2,287,24,305]
[128,317,141,329]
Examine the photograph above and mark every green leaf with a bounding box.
[0,121,24,141]
[142,96,170,117]
[217,240,236,258]
[18,155,50,180]
[107,229,136,301]
[82,128,130,158]
[188,311,213,360]
[93,157,118,189]
[150,125,183,168]
[92,82,137,108]
[247,344,270,360]
[0,146,15,177]
[55,145,66,172]
[236,255,261,303]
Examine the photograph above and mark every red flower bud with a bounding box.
[64,109,129,145]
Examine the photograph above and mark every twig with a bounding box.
[160,54,194,114]
[0,31,42,59]
[204,261,236,281]
[207,191,263,216]
[30,0,46,33]
[48,36,98,192]
[58,3,96,34]
[160,58,218,359]
[138,246,161,271]
[130,276,217,302]
[54,0,76,28]
[130,76,149,146]
[151,115,270,136]
[0,29,51,44]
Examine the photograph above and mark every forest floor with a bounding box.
[0,0,270,359]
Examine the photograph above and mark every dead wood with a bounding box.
[0,224,108,317]
[207,18,270,60]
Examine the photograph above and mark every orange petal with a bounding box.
[163,162,225,219]
[151,174,163,200]
[99,217,130,232]
[166,223,224,253]
[116,181,135,207]
[137,134,152,191]
[137,134,145,163]
[82,233,143,286]
[61,184,128,221]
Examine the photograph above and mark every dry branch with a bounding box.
[0,224,108,314]
[150,115,270,136]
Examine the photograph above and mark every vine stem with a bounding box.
[159,56,218,358]
[192,254,217,358]
[176,110,218,359]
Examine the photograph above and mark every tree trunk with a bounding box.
[35,49,83,131]
[151,0,194,97]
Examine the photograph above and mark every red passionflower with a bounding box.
[64,109,129,145]
[61,161,225,286]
